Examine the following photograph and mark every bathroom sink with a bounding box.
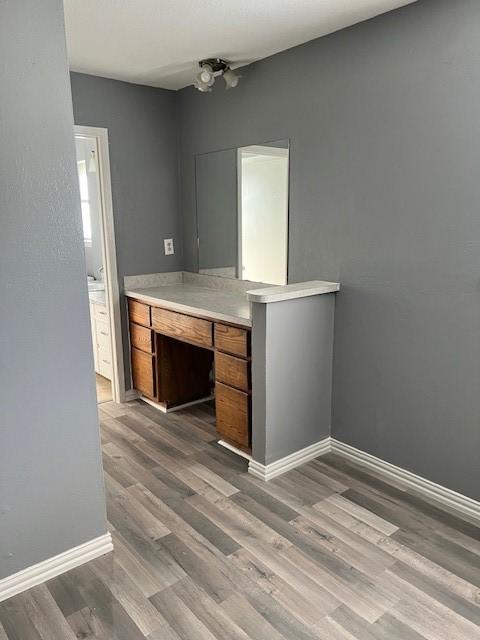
[88,281,105,292]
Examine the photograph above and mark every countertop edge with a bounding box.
[124,289,252,328]
[246,280,340,304]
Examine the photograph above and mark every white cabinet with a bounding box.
[89,301,113,380]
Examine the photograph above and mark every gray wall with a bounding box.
[178,0,480,499]
[70,72,182,386]
[0,0,108,579]
[196,149,237,271]
[252,296,335,465]
[70,72,182,279]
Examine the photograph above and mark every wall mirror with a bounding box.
[195,139,289,285]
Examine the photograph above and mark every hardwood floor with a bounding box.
[96,373,113,404]
[1,399,479,639]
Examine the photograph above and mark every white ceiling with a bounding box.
[63,0,416,91]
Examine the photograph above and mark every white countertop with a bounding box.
[124,284,252,327]
[247,280,339,303]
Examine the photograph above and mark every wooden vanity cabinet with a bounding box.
[127,298,252,452]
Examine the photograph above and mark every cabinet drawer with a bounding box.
[128,299,151,327]
[98,346,113,380]
[94,304,109,321]
[152,307,212,348]
[131,348,156,398]
[130,322,153,353]
[215,382,250,449]
[215,351,250,392]
[89,303,98,368]
[96,319,111,351]
[214,324,250,358]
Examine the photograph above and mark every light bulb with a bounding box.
[197,64,214,87]
[194,80,212,93]
[223,67,240,90]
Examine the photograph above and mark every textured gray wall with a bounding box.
[196,149,237,271]
[0,0,108,579]
[178,0,480,499]
[252,296,335,465]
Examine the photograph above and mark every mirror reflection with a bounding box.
[195,139,289,285]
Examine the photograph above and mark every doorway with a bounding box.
[237,144,289,285]
[74,126,125,403]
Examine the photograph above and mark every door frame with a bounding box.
[75,125,126,403]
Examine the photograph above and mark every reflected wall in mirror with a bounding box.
[195,139,289,285]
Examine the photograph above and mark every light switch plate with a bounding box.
[164,238,174,255]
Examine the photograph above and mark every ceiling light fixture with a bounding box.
[194,58,240,93]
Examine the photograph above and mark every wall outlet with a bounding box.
[164,238,174,255]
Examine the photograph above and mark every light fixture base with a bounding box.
[199,58,228,73]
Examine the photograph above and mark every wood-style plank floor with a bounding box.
[1,399,479,639]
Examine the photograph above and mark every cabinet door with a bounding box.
[131,347,156,398]
[215,382,250,449]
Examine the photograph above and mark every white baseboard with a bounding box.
[247,435,479,522]
[331,439,480,523]
[248,437,331,481]
[0,533,113,603]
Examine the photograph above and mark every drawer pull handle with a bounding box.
[100,331,108,336]
[102,359,110,364]
[98,311,107,316]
